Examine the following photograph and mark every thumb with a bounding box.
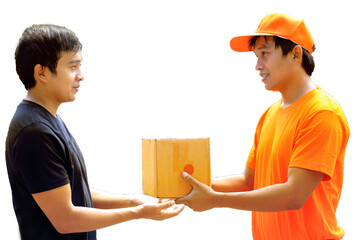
[182,172,202,188]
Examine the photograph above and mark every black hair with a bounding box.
[15,24,82,90]
[248,36,315,76]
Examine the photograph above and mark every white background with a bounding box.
[0,0,359,239]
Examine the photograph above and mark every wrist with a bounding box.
[209,190,223,209]
[131,205,144,220]
[129,196,144,207]
[210,191,235,209]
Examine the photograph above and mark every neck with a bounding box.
[280,76,316,108]
[25,90,59,117]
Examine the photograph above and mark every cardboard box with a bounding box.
[142,138,211,198]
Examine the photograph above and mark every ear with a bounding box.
[291,45,303,64]
[33,64,47,83]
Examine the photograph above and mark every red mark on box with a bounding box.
[184,164,194,175]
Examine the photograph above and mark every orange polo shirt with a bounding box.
[246,87,350,240]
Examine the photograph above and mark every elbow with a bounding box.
[287,196,307,210]
[287,201,304,211]
[56,228,68,235]
[50,213,76,234]
[54,222,74,234]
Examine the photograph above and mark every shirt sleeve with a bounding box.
[13,122,70,194]
[289,110,347,181]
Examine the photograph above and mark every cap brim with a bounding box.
[230,33,274,52]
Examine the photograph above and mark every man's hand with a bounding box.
[137,200,185,220]
[175,172,217,212]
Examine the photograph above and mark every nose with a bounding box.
[76,70,84,81]
[255,57,263,71]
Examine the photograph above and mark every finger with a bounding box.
[175,196,188,205]
[158,198,173,203]
[157,200,175,210]
[182,172,202,188]
[172,204,185,214]
[163,204,185,216]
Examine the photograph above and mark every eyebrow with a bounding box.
[255,44,272,51]
[67,59,82,64]
[253,43,273,57]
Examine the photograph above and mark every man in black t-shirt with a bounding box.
[7,100,96,239]
[6,24,184,240]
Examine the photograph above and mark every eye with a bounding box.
[254,50,269,58]
[71,64,81,71]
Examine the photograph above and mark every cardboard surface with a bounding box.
[142,138,211,198]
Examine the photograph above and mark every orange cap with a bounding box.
[230,13,314,54]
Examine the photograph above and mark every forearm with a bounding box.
[212,167,254,193]
[58,205,140,234]
[178,167,323,212]
[212,168,325,212]
[91,189,140,209]
[59,201,183,234]
[212,175,253,192]
[213,182,298,212]
[34,184,183,234]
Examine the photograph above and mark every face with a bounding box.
[45,51,84,104]
[253,37,293,92]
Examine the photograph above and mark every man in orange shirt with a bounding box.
[176,13,350,239]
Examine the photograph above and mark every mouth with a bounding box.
[73,86,80,92]
[260,73,270,82]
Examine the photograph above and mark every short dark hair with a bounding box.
[15,24,82,90]
[249,36,315,76]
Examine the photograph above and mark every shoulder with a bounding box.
[295,88,350,147]
[11,122,65,159]
[18,122,58,140]
[7,101,61,144]
[304,88,349,131]
[6,102,67,157]
[8,118,60,148]
[306,88,344,114]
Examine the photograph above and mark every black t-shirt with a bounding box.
[5,100,96,240]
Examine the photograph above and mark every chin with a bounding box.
[264,83,278,92]
[264,84,273,91]
[64,96,77,103]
